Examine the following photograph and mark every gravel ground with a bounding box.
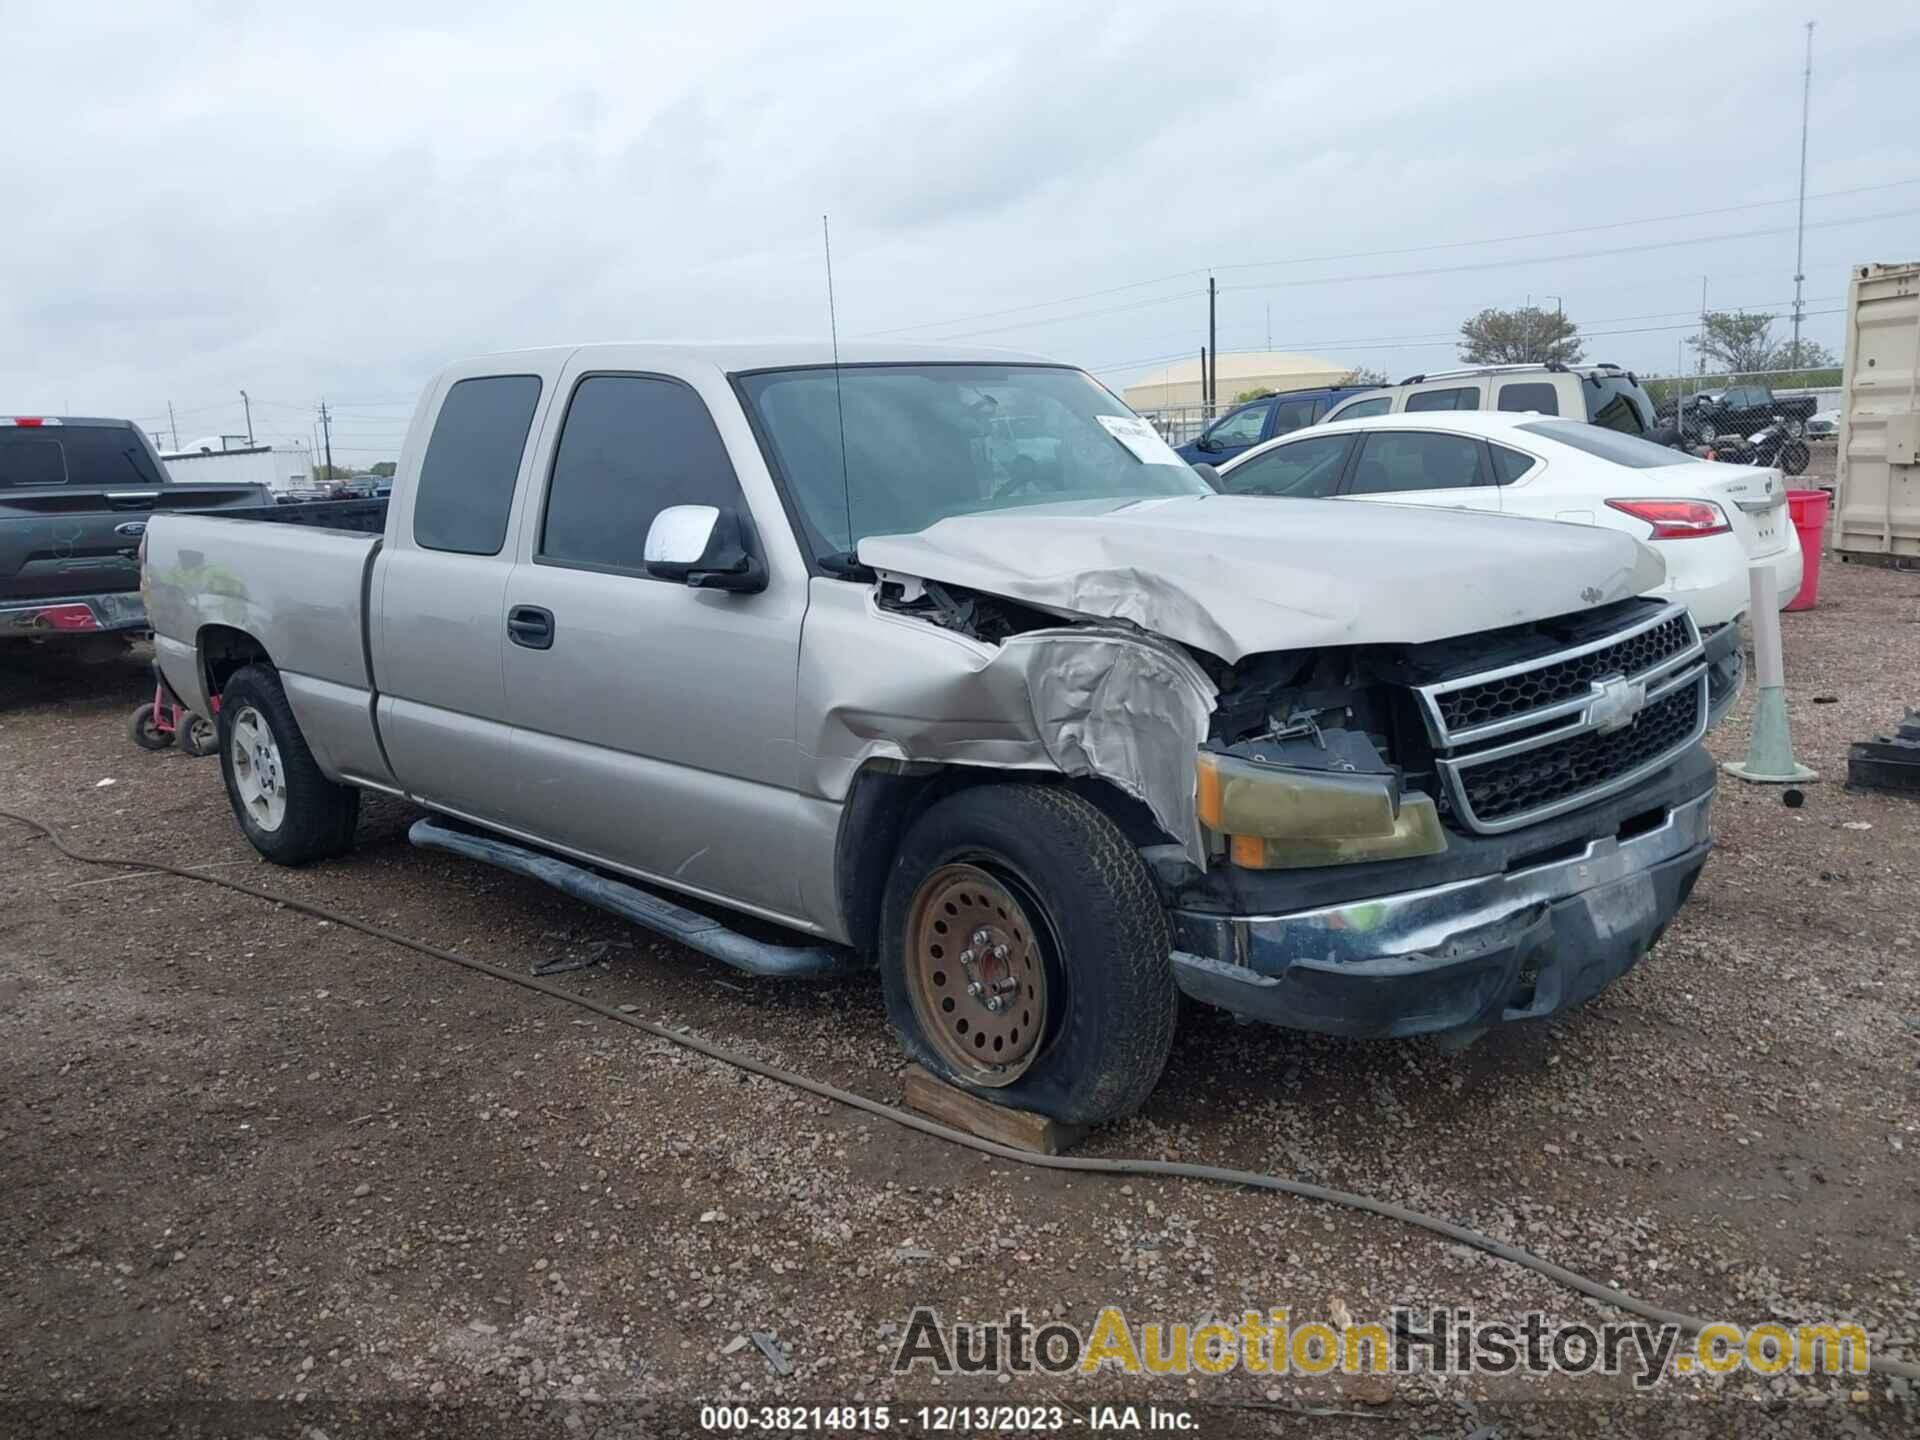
[1,543,1916,1439]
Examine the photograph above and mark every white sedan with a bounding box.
[1209,410,1802,630]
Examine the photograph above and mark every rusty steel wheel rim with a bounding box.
[904,862,1049,1086]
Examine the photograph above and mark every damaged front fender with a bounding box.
[798,580,1218,865]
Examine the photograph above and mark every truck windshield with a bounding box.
[735,364,1206,557]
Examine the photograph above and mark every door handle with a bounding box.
[507,605,554,650]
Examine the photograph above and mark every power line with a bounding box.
[868,176,1919,338]
[1206,180,1915,278]
[1214,207,1920,295]
[1088,299,1847,373]
[926,207,1917,344]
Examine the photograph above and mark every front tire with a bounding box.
[879,784,1176,1126]
[1780,441,1810,476]
[217,664,359,864]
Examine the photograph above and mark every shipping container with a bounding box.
[159,443,312,496]
[1834,261,1920,563]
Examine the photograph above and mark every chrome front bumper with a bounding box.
[1170,788,1713,1038]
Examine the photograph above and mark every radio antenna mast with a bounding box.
[823,214,854,557]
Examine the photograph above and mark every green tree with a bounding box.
[1689,311,1779,373]
[370,461,398,477]
[1769,337,1836,371]
[1232,387,1276,405]
[1339,367,1389,387]
[1458,306,1584,365]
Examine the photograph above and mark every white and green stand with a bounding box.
[1722,563,1817,784]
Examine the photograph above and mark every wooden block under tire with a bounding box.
[900,1066,1088,1155]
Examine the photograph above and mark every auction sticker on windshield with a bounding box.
[1096,414,1185,467]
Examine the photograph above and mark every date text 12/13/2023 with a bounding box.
[698,1403,1197,1431]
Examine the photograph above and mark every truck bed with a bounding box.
[142,506,386,711]
[220,497,389,533]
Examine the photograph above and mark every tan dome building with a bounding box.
[1121,351,1351,413]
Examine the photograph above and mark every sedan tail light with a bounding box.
[1605,498,1731,539]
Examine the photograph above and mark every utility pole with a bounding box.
[166,402,178,451]
[1699,277,1710,375]
[1791,19,1815,364]
[1265,301,1272,352]
[240,389,254,445]
[1199,347,1209,424]
[1207,276,1219,416]
[318,400,334,478]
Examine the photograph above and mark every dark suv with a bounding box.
[1175,386,1377,464]
[1,416,267,657]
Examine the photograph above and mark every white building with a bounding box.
[160,438,313,495]
[1120,350,1352,413]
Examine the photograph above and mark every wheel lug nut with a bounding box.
[971,929,989,946]
[967,981,983,996]
[992,944,1008,961]
[985,998,1002,1012]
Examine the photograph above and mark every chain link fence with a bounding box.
[1641,367,1841,484]
[1642,367,1840,440]
[1141,404,1218,448]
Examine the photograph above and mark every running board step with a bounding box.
[408,818,853,978]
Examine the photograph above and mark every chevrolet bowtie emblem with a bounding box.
[1589,675,1648,734]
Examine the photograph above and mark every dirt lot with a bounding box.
[2,547,1916,1439]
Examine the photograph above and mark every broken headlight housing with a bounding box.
[1195,729,1445,870]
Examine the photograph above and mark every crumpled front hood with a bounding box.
[858,494,1665,663]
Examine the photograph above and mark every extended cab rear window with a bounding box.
[413,376,543,555]
[0,425,166,488]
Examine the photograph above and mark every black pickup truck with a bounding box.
[1,416,268,658]
[1659,384,1819,445]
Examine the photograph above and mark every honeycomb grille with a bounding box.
[1435,613,1695,734]
[1456,681,1701,825]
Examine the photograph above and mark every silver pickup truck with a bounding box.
[145,343,1717,1125]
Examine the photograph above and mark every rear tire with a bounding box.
[878,784,1176,1126]
[217,664,359,864]
[129,704,173,750]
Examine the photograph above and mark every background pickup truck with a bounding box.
[1660,384,1820,445]
[2,416,266,656]
[145,343,1717,1125]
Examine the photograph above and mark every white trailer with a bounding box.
[1834,261,1920,563]
[160,443,312,497]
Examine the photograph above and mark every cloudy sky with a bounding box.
[4,0,1915,463]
